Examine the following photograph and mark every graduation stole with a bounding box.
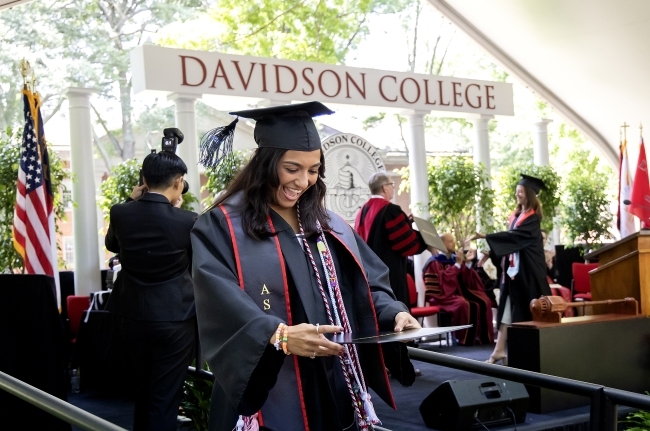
[503,208,536,282]
[296,205,380,431]
[221,198,391,431]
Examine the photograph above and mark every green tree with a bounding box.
[0,127,71,272]
[0,0,204,157]
[400,155,494,247]
[98,158,198,221]
[493,163,561,233]
[560,149,614,251]
[157,0,405,63]
[426,156,494,246]
[201,149,252,207]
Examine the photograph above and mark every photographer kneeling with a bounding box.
[105,150,197,431]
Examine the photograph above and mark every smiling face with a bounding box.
[515,185,528,208]
[271,149,322,210]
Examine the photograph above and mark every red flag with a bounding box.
[12,88,60,307]
[628,137,650,226]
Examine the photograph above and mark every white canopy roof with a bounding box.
[429,0,650,167]
[0,0,33,11]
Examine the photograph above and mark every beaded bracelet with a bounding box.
[273,323,285,351]
[281,325,291,355]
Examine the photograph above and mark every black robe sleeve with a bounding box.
[191,208,285,416]
[352,230,409,328]
[485,214,542,259]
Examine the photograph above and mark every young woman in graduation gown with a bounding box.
[468,175,551,365]
[191,102,420,431]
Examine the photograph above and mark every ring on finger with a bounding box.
[316,323,320,334]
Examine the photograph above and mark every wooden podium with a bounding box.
[584,231,650,314]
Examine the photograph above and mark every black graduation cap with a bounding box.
[518,174,547,195]
[199,101,334,171]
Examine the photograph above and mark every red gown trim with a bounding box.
[267,215,311,431]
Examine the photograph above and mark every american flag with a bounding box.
[13,88,60,307]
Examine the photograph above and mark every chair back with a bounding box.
[572,263,598,294]
[406,273,417,308]
[67,295,90,337]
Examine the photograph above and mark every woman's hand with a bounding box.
[281,324,344,358]
[467,232,486,241]
[394,312,421,332]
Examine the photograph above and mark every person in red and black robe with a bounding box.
[422,234,494,346]
[355,171,435,308]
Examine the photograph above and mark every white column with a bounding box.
[405,111,430,308]
[473,115,493,233]
[473,115,493,182]
[66,87,100,295]
[532,119,559,244]
[532,119,552,166]
[169,94,201,212]
[256,99,288,107]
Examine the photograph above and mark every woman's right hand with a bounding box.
[467,232,486,241]
[284,324,344,358]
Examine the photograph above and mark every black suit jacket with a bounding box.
[105,193,197,321]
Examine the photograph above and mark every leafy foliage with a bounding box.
[494,163,561,233]
[1,0,204,158]
[0,127,70,272]
[201,150,252,207]
[621,404,650,431]
[157,0,405,63]
[180,363,213,431]
[97,158,198,222]
[559,149,614,251]
[426,156,494,246]
[400,156,494,247]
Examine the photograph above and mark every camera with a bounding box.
[138,127,190,195]
[161,128,184,153]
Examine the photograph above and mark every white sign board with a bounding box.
[321,133,385,225]
[131,45,514,116]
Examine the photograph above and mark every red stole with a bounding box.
[355,198,390,241]
[503,208,536,281]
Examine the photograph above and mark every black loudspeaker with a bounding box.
[420,378,529,430]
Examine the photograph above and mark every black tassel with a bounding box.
[199,118,239,169]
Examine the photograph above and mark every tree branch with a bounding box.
[435,30,455,76]
[90,102,123,157]
[43,96,64,125]
[343,15,366,54]
[221,0,310,46]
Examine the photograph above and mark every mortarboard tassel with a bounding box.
[199,118,238,170]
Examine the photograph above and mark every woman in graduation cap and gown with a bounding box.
[467,174,551,365]
[191,101,420,431]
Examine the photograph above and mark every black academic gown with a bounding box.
[191,196,413,431]
[485,212,551,326]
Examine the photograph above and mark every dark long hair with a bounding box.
[515,185,543,219]
[210,147,331,239]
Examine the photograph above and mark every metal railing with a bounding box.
[0,370,127,431]
[3,348,648,431]
[407,347,650,431]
